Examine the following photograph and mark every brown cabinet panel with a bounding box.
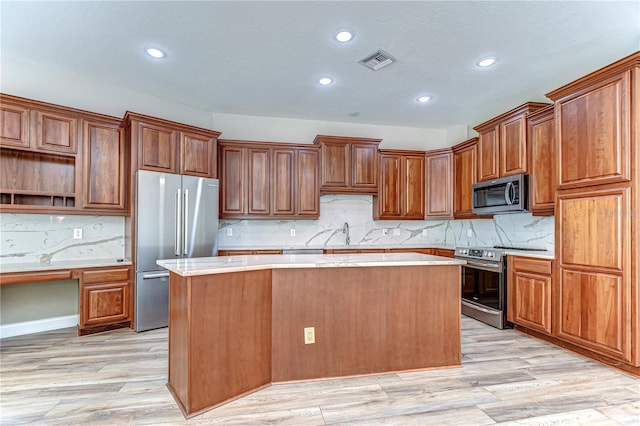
[557,269,628,361]
[425,149,453,219]
[478,128,499,181]
[508,256,553,335]
[272,149,295,216]
[453,138,478,219]
[181,132,215,178]
[528,106,556,214]
[297,149,320,217]
[500,115,527,176]
[405,155,426,218]
[82,267,130,284]
[315,135,381,194]
[0,102,29,148]
[82,119,127,211]
[79,266,132,332]
[351,143,378,189]
[137,122,178,173]
[35,110,78,154]
[435,248,455,258]
[558,187,627,271]
[247,148,271,215]
[376,153,402,217]
[220,145,245,216]
[554,73,630,189]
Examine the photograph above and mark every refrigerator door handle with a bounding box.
[175,188,182,256]
[183,189,189,255]
[142,271,170,279]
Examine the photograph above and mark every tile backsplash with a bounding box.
[0,214,125,264]
[218,194,555,250]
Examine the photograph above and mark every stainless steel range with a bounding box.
[455,247,508,329]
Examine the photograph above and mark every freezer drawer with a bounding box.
[135,271,169,332]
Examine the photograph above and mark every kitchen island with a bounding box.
[157,253,465,418]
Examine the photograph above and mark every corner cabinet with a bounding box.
[125,112,220,178]
[507,256,553,335]
[373,150,425,220]
[314,135,381,194]
[0,94,128,215]
[474,102,550,182]
[527,105,556,215]
[219,140,320,219]
[452,138,478,219]
[425,148,454,219]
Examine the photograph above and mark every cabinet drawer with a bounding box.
[513,257,551,275]
[82,267,130,284]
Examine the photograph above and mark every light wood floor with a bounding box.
[1,317,638,425]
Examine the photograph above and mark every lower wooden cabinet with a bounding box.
[78,266,132,335]
[507,256,552,335]
[218,249,282,256]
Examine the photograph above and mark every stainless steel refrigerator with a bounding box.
[135,170,219,331]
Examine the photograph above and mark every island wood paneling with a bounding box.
[270,265,461,382]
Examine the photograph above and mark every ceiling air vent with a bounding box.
[358,49,396,71]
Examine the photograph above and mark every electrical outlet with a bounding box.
[226,228,233,236]
[382,229,388,236]
[393,229,401,236]
[290,229,296,237]
[304,327,315,344]
[73,228,83,239]
[422,229,428,236]
[467,229,473,237]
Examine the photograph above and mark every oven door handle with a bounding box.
[462,300,501,316]
[463,260,502,272]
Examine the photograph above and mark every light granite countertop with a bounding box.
[0,258,132,274]
[157,253,465,277]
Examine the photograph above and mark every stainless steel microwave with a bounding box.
[472,174,529,214]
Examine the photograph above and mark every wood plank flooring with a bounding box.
[1,317,638,425]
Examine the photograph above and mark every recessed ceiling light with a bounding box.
[417,95,432,103]
[145,47,166,59]
[335,30,354,43]
[318,77,334,86]
[477,57,497,67]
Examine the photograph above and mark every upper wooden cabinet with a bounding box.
[219,140,320,219]
[547,53,636,190]
[474,102,550,182]
[527,105,556,215]
[425,148,454,219]
[125,112,220,178]
[314,135,381,194]
[452,138,478,219]
[0,94,128,215]
[82,117,127,212]
[374,150,425,220]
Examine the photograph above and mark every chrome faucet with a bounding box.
[342,222,350,246]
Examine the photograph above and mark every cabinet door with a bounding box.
[181,132,215,178]
[404,155,426,219]
[297,149,320,217]
[528,109,556,214]
[500,114,527,176]
[320,141,349,189]
[478,127,499,181]
[82,119,127,211]
[453,141,478,218]
[247,148,270,215]
[351,143,378,190]
[35,110,78,154]
[220,145,245,216]
[425,150,453,219]
[137,121,179,173]
[556,71,630,189]
[80,267,131,330]
[272,149,295,216]
[377,153,402,218]
[556,187,630,362]
[0,102,29,149]
[513,271,552,335]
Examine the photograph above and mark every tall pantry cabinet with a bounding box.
[546,52,639,369]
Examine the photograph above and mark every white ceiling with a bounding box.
[2,1,639,130]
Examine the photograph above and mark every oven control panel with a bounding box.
[455,247,503,260]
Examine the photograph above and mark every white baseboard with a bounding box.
[0,314,78,339]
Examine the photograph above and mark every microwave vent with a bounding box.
[358,49,396,71]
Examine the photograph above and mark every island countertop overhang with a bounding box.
[157,253,465,276]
